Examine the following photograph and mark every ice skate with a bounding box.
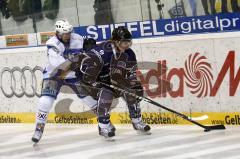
[132,120,151,135]
[31,123,45,143]
[98,123,116,141]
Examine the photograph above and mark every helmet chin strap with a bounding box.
[111,42,123,60]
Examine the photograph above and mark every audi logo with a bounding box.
[0,66,43,98]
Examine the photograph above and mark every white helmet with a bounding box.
[55,20,73,34]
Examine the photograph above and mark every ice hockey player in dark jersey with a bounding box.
[81,26,151,139]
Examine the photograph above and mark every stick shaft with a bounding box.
[101,82,224,130]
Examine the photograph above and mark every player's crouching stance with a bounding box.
[31,20,113,143]
[82,27,151,139]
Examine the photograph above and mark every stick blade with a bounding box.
[204,125,226,132]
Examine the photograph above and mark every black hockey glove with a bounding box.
[80,52,103,85]
[83,38,96,51]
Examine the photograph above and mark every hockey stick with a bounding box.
[99,82,225,132]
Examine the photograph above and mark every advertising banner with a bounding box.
[5,34,29,47]
[75,13,240,41]
[39,32,55,45]
[0,34,239,125]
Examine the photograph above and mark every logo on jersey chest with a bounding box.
[117,61,126,68]
[111,68,122,75]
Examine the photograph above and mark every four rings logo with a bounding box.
[0,66,43,98]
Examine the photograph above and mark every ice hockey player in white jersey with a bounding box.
[31,20,100,143]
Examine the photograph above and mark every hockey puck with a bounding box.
[204,129,210,132]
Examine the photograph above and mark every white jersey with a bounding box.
[43,33,84,79]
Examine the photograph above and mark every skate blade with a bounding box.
[136,130,152,135]
[32,142,39,147]
[101,136,115,141]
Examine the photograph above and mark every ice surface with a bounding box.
[0,124,239,159]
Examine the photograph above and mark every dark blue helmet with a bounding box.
[111,26,132,41]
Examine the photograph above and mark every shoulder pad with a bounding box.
[46,36,62,53]
[71,33,84,41]
[126,48,136,61]
[70,33,84,48]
